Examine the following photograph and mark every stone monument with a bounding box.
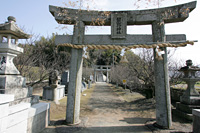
[61,70,69,94]
[174,60,200,121]
[43,70,65,104]
[61,70,69,86]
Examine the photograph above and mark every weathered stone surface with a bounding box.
[9,97,31,106]
[66,21,84,124]
[50,1,196,25]
[0,53,20,75]
[55,34,186,45]
[0,43,23,54]
[153,20,171,128]
[9,103,31,115]
[27,103,50,133]
[43,85,65,101]
[111,13,127,38]
[28,102,50,118]
[0,75,26,90]
[0,75,29,101]
[0,16,31,39]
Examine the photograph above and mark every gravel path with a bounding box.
[42,82,192,133]
[78,82,152,133]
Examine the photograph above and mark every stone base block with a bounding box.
[0,75,31,100]
[2,103,31,133]
[43,85,65,101]
[172,108,193,121]
[6,87,29,100]
[193,109,200,133]
[9,97,31,106]
[27,102,50,133]
[43,86,54,101]
[180,96,200,105]
[0,75,26,90]
[176,102,200,114]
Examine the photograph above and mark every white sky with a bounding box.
[0,0,199,64]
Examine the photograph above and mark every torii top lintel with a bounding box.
[49,1,196,26]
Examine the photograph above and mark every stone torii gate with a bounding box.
[94,65,112,83]
[49,1,196,128]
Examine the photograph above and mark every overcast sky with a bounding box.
[0,0,199,64]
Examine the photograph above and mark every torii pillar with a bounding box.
[152,20,171,128]
[66,21,85,124]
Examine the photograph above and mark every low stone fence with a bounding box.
[0,94,50,133]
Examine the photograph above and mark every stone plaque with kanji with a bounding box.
[111,13,127,39]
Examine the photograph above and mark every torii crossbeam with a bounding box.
[49,1,197,129]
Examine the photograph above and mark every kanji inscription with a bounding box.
[111,13,127,39]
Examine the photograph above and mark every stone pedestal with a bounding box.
[0,43,33,105]
[180,78,200,105]
[43,85,65,103]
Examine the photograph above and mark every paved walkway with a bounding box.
[42,82,152,133]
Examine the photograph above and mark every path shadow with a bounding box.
[55,125,150,133]
[120,117,153,124]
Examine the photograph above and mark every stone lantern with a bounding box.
[174,60,200,121]
[179,59,200,104]
[0,16,32,104]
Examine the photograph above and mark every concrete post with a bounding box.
[66,21,85,124]
[152,20,172,128]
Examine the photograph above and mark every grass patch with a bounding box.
[49,97,67,120]
[110,84,145,103]
[49,84,95,120]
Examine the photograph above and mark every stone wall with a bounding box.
[0,94,50,133]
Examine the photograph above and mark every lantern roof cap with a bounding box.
[0,16,31,39]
